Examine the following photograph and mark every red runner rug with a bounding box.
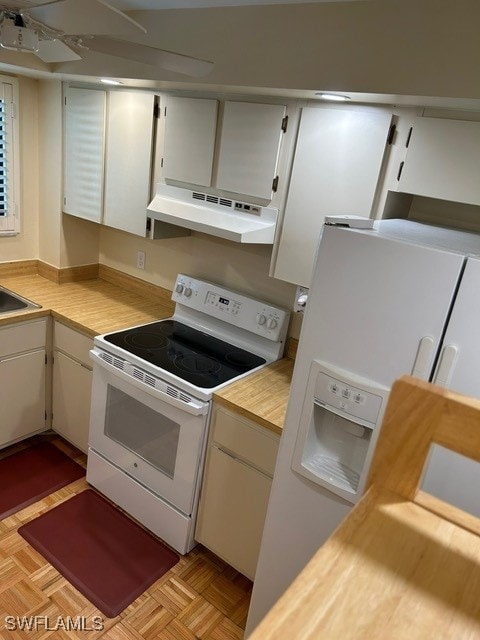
[19,489,179,617]
[0,441,85,520]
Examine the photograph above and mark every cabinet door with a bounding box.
[52,350,92,453]
[63,86,105,223]
[398,116,480,206]
[196,445,273,580]
[103,91,155,236]
[216,101,286,200]
[0,350,46,447]
[162,96,218,187]
[274,107,392,286]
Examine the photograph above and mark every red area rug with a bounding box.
[0,441,85,520]
[19,489,179,617]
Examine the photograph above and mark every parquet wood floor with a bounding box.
[0,436,252,639]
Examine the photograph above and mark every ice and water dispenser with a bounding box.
[292,360,389,503]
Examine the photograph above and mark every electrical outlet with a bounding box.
[136,250,146,270]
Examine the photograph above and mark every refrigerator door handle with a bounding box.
[433,344,458,387]
[411,336,435,378]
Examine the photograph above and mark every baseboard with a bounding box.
[37,262,99,284]
[286,337,298,360]
[0,260,39,277]
[98,265,172,303]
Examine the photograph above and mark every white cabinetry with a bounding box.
[273,107,392,286]
[162,97,218,187]
[63,85,156,236]
[52,322,93,453]
[398,116,480,206]
[196,404,279,580]
[63,87,105,223]
[161,98,286,201]
[216,101,286,200]
[0,319,47,448]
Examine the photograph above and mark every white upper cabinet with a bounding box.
[103,91,156,236]
[273,107,392,287]
[64,87,105,223]
[162,97,218,187]
[216,101,286,200]
[63,86,156,236]
[160,97,286,201]
[398,117,480,206]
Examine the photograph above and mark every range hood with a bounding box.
[147,184,278,244]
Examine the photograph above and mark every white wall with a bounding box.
[99,226,303,337]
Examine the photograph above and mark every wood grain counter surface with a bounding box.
[249,378,480,639]
[0,270,293,430]
[0,273,174,335]
[213,357,294,434]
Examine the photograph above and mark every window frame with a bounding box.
[0,75,20,236]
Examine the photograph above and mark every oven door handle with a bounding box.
[90,350,209,416]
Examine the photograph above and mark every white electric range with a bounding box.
[86,274,290,554]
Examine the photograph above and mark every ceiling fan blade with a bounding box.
[36,38,81,62]
[28,0,146,37]
[86,36,214,78]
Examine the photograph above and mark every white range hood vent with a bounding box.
[147,184,278,244]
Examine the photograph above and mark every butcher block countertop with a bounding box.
[250,377,480,639]
[0,264,293,430]
[213,357,294,434]
[0,270,174,335]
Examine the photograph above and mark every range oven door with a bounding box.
[88,352,210,516]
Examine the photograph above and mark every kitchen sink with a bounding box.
[0,286,41,314]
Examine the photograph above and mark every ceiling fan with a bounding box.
[0,0,214,77]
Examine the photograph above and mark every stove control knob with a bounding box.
[175,283,184,294]
[256,313,267,325]
[266,317,277,329]
[184,287,192,298]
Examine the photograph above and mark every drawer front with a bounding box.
[212,406,279,476]
[0,318,47,358]
[54,321,93,366]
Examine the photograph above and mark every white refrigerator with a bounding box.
[246,219,480,635]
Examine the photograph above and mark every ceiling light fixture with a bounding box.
[100,78,123,85]
[316,93,351,102]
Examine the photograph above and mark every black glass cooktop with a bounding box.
[104,320,266,389]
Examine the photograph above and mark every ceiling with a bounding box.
[0,0,370,9]
[1,0,479,113]
[100,0,367,9]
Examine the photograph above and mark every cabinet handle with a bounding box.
[397,161,404,181]
[387,123,396,145]
[213,445,273,479]
[406,126,413,148]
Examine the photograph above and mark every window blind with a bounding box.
[0,98,6,217]
[0,77,19,235]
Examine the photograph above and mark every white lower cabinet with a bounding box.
[0,319,48,448]
[196,404,279,580]
[52,322,93,453]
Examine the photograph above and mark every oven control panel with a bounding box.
[172,274,290,343]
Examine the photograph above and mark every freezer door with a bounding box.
[432,256,480,396]
[300,225,465,387]
[424,256,480,517]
